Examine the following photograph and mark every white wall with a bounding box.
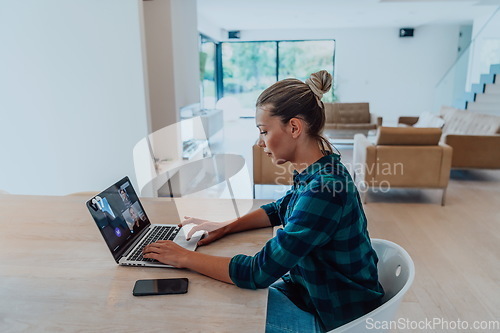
[198,14,224,41]
[143,0,200,133]
[142,0,200,161]
[171,0,201,116]
[332,26,458,122]
[452,25,472,98]
[142,0,178,132]
[0,0,149,195]
[201,25,460,123]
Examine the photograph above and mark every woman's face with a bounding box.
[130,208,138,220]
[255,106,294,164]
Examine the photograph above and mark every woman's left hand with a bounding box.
[142,240,190,268]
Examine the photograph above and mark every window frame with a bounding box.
[200,34,223,104]
[199,37,336,108]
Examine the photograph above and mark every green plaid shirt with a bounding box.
[229,154,384,331]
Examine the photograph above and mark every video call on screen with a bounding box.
[89,180,149,253]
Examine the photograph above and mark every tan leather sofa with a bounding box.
[353,127,452,205]
[399,107,500,169]
[252,144,293,197]
[323,102,382,138]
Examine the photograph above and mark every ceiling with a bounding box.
[197,0,500,31]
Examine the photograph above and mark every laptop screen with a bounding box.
[86,177,150,262]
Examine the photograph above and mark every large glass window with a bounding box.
[278,41,336,102]
[222,42,277,110]
[199,39,336,113]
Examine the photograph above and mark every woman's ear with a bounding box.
[288,118,303,138]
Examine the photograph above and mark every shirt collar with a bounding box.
[293,153,341,185]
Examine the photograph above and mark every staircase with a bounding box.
[454,64,500,115]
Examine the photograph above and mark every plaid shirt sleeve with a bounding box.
[229,183,343,289]
[259,188,293,226]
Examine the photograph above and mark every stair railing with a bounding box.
[434,6,500,112]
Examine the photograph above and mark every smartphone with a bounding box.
[133,278,189,296]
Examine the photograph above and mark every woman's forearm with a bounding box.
[170,209,272,283]
[224,208,272,235]
[179,209,271,283]
[182,252,233,284]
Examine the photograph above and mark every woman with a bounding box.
[143,70,384,332]
[129,206,142,233]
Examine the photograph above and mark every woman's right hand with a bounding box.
[179,216,231,246]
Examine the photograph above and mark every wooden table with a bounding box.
[0,194,272,332]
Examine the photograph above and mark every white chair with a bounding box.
[330,239,415,332]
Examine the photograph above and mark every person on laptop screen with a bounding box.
[119,188,132,207]
[143,71,384,332]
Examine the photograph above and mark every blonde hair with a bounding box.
[256,70,334,154]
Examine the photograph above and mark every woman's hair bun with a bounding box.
[305,70,332,100]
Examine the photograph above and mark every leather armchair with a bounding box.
[324,102,382,138]
[252,144,293,198]
[353,127,452,205]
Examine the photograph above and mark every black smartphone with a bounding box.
[133,278,189,296]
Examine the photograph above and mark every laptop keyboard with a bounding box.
[127,225,179,263]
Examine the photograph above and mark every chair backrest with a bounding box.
[332,103,371,124]
[375,127,442,146]
[329,239,415,332]
[372,239,415,303]
[252,144,293,185]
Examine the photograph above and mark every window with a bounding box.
[278,41,336,103]
[199,38,336,113]
[200,36,218,109]
[222,42,277,110]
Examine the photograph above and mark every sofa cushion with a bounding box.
[375,127,442,145]
[414,111,444,128]
[440,106,500,135]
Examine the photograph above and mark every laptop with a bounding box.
[86,176,202,268]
